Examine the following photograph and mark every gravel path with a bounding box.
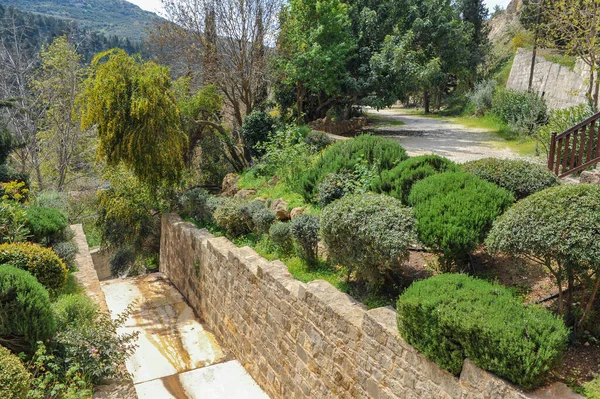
[366,108,526,164]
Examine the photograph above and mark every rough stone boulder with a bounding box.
[580,170,600,184]
[290,207,304,219]
[270,198,290,221]
[234,189,257,200]
[221,173,241,197]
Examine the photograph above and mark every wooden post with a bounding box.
[548,132,557,171]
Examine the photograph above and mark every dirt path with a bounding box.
[366,107,527,163]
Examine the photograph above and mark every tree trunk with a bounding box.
[297,84,304,125]
[579,274,600,328]
[424,90,431,114]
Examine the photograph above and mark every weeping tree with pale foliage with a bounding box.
[79,49,187,185]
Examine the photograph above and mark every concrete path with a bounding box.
[101,273,270,399]
[366,107,525,163]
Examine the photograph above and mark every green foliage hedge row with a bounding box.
[297,135,408,202]
[0,345,30,399]
[396,274,569,389]
[372,155,457,204]
[0,265,56,353]
[408,172,513,269]
[0,242,68,290]
[461,158,560,200]
[25,206,68,243]
[321,193,416,287]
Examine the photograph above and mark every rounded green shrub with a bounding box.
[240,201,275,235]
[213,198,250,237]
[304,131,334,153]
[0,345,30,399]
[53,294,99,330]
[461,158,560,200]
[298,135,408,202]
[269,222,293,254]
[321,193,416,287]
[0,242,68,290]
[179,188,217,223]
[486,184,600,326]
[24,206,68,244]
[408,172,513,270]
[317,171,359,207]
[240,111,278,157]
[0,265,56,353]
[290,214,320,266]
[51,241,78,271]
[372,155,457,204]
[396,273,569,389]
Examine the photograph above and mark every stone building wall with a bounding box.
[507,48,589,110]
[160,214,580,399]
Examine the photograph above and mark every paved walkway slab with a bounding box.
[100,273,269,399]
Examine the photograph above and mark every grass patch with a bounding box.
[495,55,514,87]
[368,114,406,127]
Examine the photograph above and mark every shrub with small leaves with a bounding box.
[467,80,496,116]
[0,345,30,399]
[109,246,136,277]
[396,274,568,389]
[0,242,68,290]
[462,158,560,200]
[290,214,320,266]
[51,241,79,271]
[321,193,416,287]
[24,206,68,244]
[492,88,548,137]
[269,222,293,254]
[317,171,359,207]
[240,111,278,157]
[240,201,275,235]
[304,131,334,153]
[53,294,99,331]
[409,172,513,270]
[0,265,56,353]
[372,155,457,204]
[179,188,216,223]
[0,200,29,244]
[213,198,250,237]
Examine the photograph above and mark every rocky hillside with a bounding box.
[488,0,523,44]
[0,0,159,41]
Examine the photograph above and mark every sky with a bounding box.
[126,0,513,16]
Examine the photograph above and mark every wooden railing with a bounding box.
[548,112,600,177]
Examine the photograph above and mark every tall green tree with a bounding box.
[31,36,95,191]
[277,0,356,123]
[456,0,489,85]
[79,49,187,185]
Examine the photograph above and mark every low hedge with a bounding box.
[24,206,69,243]
[372,155,457,204]
[396,273,569,389]
[297,135,408,202]
[461,158,560,200]
[0,242,68,290]
[408,172,513,270]
[321,193,416,287]
[0,345,30,399]
[0,265,56,353]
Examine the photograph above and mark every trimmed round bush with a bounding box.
[179,188,217,223]
[304,131,334,153]
[408,172,513,270]
[0,242,68,290]
[486,184,600,326]
[290,214,320,266]
[396,274,569,389]
[0,345,30,399]
[0,265,56,353]
[24,206,68,244]
[269,222,293,254]
[109,246,136,277]
[321,193,416,287]
[53,293,99,330]
[240,111,278,157]
[461,158,560,200]
[372,155,457,204]
[298,135,408,202]
[317,171,359,207]
[240,201,275,235]
[51,241,78,271]
[213,199,250,237]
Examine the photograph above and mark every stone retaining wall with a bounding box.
[308,117,368,135]
[160,214,581,399]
